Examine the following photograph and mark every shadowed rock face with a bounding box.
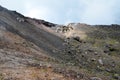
[0,6,66,59]
[0,5,5,11]
[0,5,120,80]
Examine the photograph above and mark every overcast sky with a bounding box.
[0,0,120,25]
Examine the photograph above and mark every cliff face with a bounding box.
[0,5,120,80]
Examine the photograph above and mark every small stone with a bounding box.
[97,66,104,71]
[66,73,71,77]
[113,74,120,79]
[77,73,84,79]
[51,77,61,80]
[94,52,98,55]
[91,58,96,61]
[105,68,111,72]
[90,77,102,80]
[44,73,49,77]
[85,52,88,54]
[53,50,56,53]
[98,59,103,65]
[81,54,84,57]
[16,17,25,22]
[112,64,115,67]
[88,49,94,52]
[39,63,43,67]
[47,64,52,68]
[73,36,81,42]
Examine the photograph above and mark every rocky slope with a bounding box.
[0,5,120,80]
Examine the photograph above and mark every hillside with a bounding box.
[0,5,120,80]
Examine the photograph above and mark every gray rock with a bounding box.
[98,59,103,65]
[91,58,96,61]
[90,77,102,80]
[113,74,120,80]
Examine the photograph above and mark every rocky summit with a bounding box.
[0,5,120,80]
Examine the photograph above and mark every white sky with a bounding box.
[0,0,120,25]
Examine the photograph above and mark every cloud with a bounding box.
[0,0,120,24]
[25,8,49,19]
[22,0,66,24]
[78,0,120,25]
[24,3,51,20]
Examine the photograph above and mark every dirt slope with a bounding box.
[0,5,120,80]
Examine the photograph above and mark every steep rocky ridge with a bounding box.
[0,5,120,80]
